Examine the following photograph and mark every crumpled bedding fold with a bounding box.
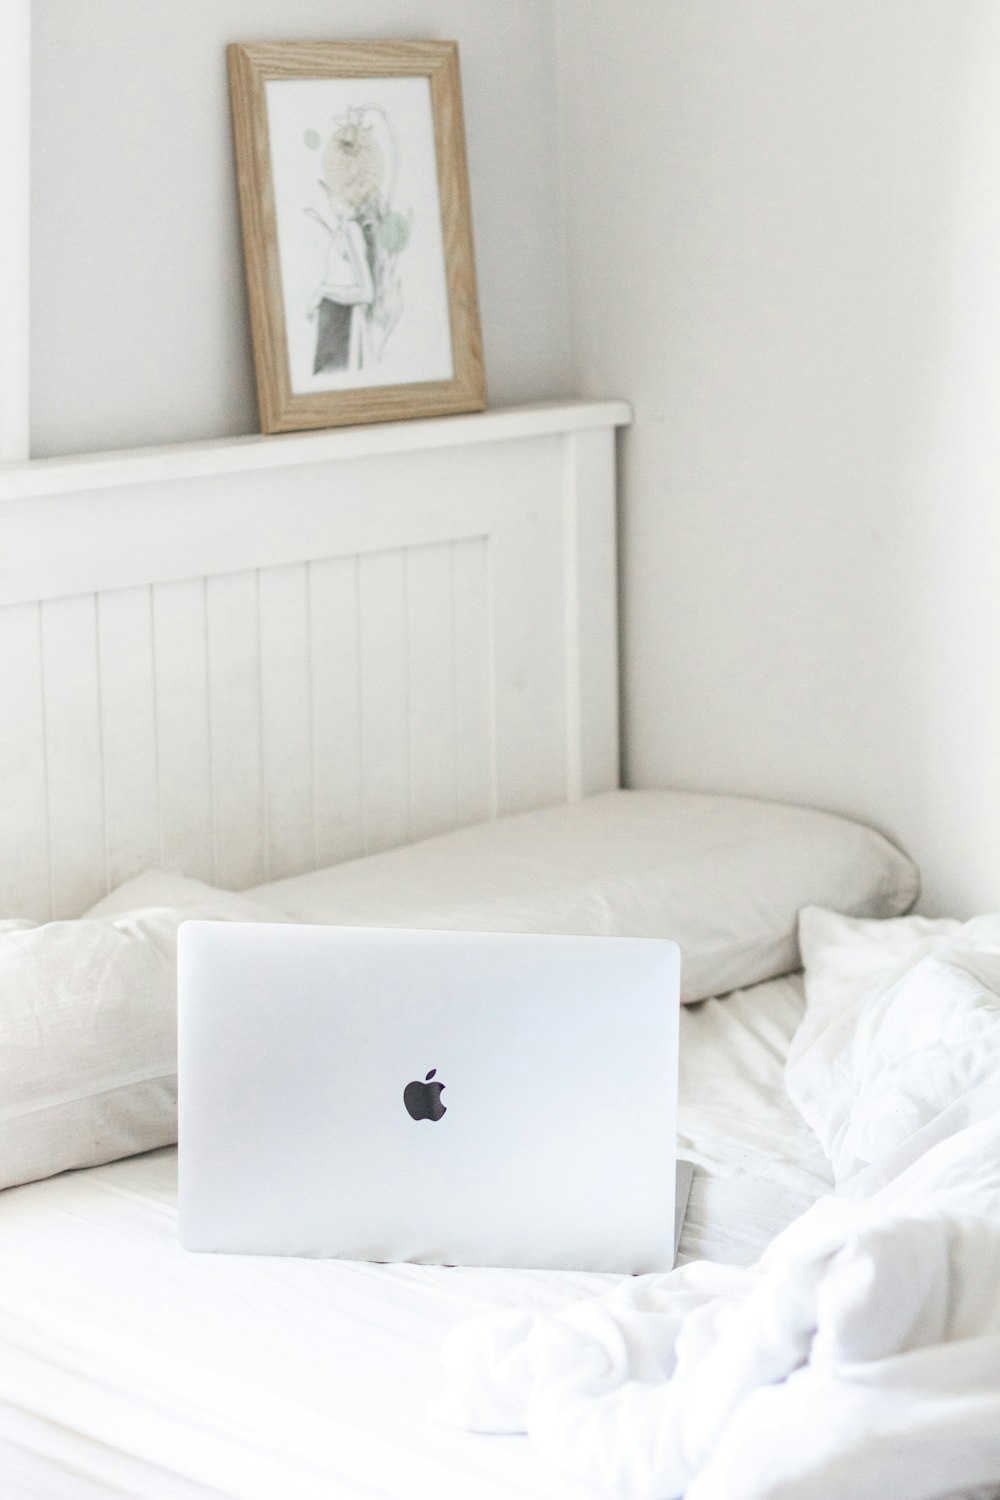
[437,1082,1000,1500]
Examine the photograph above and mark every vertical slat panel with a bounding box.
[0,418,623,919]
[258,563,313,880]
[309,555,364,867]
[153,578,213,881]
[406,543,458,840]
[358,549,410,853]
[489,497,569,817]
[0,602,50,917]
[41,594,106,914]
[452,537,495,826]
[206,570,265,890]
[97,586,159,891]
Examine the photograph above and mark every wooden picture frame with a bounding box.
[227,41,486,433]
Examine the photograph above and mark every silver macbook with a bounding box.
[178,922,681,1273]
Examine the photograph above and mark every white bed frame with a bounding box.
[0,400,629,921]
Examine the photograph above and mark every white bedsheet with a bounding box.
[676,976,831,1265]
[0,976,829,1499]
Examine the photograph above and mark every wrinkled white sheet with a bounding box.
[676,976,831,1264]
[439,1081,1000,1500]
[787,907,1000,1183]
[0,976,824,1498]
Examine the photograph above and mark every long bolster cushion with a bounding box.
[242,789,918,1004]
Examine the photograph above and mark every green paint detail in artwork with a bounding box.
[379,210,410,253]
[303,129,321,150]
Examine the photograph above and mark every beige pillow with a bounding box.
[0,885,273,1190]
[247,789,920,1004]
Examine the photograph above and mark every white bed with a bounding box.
[2,400,936,1497]
[0,960,830,1500]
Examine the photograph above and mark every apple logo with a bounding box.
[403,1068,447,1122]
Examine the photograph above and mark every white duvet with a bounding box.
[439,913,1000,1500]
[439,1080,1000,1500]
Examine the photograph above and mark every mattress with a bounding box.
[0,961,831,1499]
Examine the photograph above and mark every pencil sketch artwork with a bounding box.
[266,76,455,395]
[305,105,408,374]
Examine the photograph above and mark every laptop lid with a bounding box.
[178,922,679,1273]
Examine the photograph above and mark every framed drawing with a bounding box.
[227,40,485,433]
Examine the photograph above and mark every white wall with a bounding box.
[31,0,570,455]
[557,0,1000,916]
[27,1,1000,915]
[0,0,29,461]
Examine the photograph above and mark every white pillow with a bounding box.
[246,789,919,1003]
[786,906,1000,1182]
[0,885,273,1190]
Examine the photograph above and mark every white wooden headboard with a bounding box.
[0,401,629,920]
